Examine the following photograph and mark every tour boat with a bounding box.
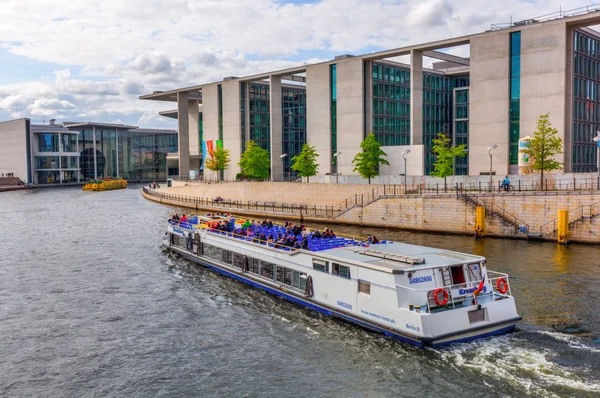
[82,178,128,191]
[163,217,521,348]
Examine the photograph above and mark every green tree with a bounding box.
[352,133,390,184]
[291,143,319,182]
[431,132,467,192]
[238,141,271,180]
[521,113,563,187]
[205,146,231,181]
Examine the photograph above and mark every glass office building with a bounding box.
[70,123,178,181]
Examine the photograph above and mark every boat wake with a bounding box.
[433,332,600,397]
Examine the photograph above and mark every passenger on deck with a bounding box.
[322,229,331,239]
[261,219,268,227]
[366,236,373,244]
[267,234,274,244]
[301,226,310,237]
[329,230,337,238]
[259,233,267,242]
[172,213,180,221]
[301,236,309,250]
[180,214,188,222]
[293,240,301,249]
[312,230,322,240]
[372,236,380,244]
[267,219,274,228]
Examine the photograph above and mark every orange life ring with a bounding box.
[496,278,509,294]
[433,288,449,306]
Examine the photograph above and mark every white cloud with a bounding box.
[0,0,596,126]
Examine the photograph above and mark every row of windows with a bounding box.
[312,260,352,280]
[283,116,306,129]
[331,64,338,173]
[249,99,269,113]
[250,112,271,127]
[373,133,411,146]
[201,243,309,291]
[424,106,451,121]
[373,117,411,134]
[572,142,598,168]
[573,99,600,122]
[573,122,600,143]
[373,100,410,117]
[372,63,411,85]
[574,77,600,101]
[373,82,410,101]
[574,30,600,58]
[573,53,600,81]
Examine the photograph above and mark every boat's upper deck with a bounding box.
[167,215,485,273]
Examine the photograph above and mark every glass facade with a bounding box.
[218,84,223,141]
[423,72,454,174]
[38,133,59,152]
[509,31,521,165]
[331,64,338,173]
[62,134,77,152]
[76,128,177,181]
[573,29,600,172]
[198,112,203,151]
[249,83,271,151]
[35,156,59,169]
[372,62,469,175]
[372,62,411,146]
[282,86,307,178]
[117,130,177,181]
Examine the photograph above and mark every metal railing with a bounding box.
[459,191,529,233]
[146,188,340,217]
[539,200,600,236]
[396,271,512,314]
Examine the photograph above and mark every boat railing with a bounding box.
[204,227,303,253]
[395,271,513,314]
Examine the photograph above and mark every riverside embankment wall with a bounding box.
[147,182,600,244]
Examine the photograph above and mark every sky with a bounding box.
[0,0,598,129]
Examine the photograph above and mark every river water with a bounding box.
[1,186,599,397]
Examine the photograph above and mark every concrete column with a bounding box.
[269,76,283,181]
[177,91,190,178]
[306,63,331,174]
[188,100,200,156]
[410,50,423,146]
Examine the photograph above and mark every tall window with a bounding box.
[372,62,411,147]
[454,86,469,175]
[38,133,59,152]
[331,64,338,173]
[509,31,521,166]
[282,86,307,178]
[572,29,600,173]
[249,84,271,151]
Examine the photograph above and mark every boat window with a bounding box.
[312,259,329,273]
[260,261,275,280]
[332,263,350,279]
[233,253,245,269]
[467,263,482,281]
[276,266,284,283]
[450,265,465,284]
[358,280,371,295]
[284,269,292,286]
[221,249,233,265]
[249,258,260,274]
[293,271,307,290]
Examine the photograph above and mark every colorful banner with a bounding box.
[216,140,223,150]
[207,140,214,159]
[201,141,207,170]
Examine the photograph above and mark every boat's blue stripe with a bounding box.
[178,251,515,348]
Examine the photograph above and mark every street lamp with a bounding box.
[333,151,342,183]
[487,145,497,192]
[279,153,287,182]
[401,149,410,194]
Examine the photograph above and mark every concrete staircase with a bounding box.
[539,201,600,236]
[460,192,530,234]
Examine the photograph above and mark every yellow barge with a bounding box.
[82,178,128,191]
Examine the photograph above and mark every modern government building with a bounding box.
[0,118,177,185]
[141,7,600,180]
